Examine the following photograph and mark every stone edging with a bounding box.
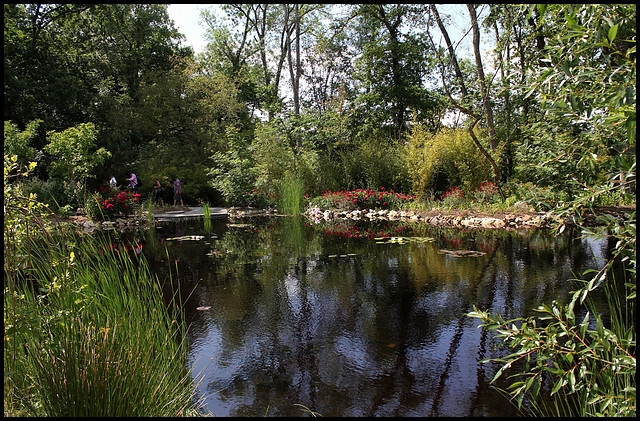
[304,207,556,229]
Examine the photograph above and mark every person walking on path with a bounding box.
[127,172,139,193]
[153,178,164,206]
[109,174,117,190]
[173,177,183,207]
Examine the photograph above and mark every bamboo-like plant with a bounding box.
[468,272,635,416]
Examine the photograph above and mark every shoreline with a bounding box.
[57,204,634,233]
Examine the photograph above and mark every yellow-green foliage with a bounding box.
[404,124,491,196]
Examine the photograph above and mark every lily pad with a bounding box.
[374,236,435,245]
[438,249,486,257]
[227,223,253,228]
[165,235,205,241]
[196,306,211,311]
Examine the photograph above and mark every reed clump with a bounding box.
[4,157,201,416]
[278,175,305,215]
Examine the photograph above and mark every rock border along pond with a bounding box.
[303,207,554,230]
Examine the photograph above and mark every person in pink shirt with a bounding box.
[127,172,138,193]
[173,178,183,206]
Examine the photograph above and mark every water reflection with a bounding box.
[139,216,609,417]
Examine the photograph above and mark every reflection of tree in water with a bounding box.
[429,243,499,416]
[142,218,611,416]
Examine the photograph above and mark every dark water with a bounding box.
[135,216,611,417]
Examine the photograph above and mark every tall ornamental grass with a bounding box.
[278,175,305,215]
[4,156,201,416]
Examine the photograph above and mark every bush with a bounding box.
[439,186,465,208]
[404,125,492,197]
[209,126,260,206]
[85,187,142,219]
[20,176,78,210]
[472,181,501,205]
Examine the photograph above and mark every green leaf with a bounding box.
[607,24,619,44]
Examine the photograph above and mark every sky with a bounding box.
[166,4,211,55]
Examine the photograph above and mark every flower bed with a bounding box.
[88,187,142,219]
[308,188,416,212]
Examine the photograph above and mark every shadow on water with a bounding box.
[133,215,613,417]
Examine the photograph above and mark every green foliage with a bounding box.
[469,4,636,416]
[19,175,79,211]
[209,126,260,206]
[468,273,635,416]
[251,119,297,198]
[44,123,111,207]
[439,186,465,208]
[4,154,200,416]
[404,125,492,198]
[526,4,636,144]
[85,187,143,220]
[351,4,442,138]
[4,120,42,168]
[471,181,501,205]
[3,155,51,268]
[514,117,619,203]
[4,155,53,416]
[313,134,409,195]
[513,182,568,212]
[308,188,416,212]
[278,175,305,215]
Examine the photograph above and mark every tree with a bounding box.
[4,120,42,169]
[44,123,111,206]
[470,4,636,416]
[426,4,502,186]
[351,4,441,140]
[467,4,496,151]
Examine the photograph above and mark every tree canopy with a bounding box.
[3,3,635,208]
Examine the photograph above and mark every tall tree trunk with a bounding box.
[467,4,497,151]
[493,14,513,178]
[427,4,502,188]
[428,4,468,98]
[286,4,302,151]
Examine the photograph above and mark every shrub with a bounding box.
[209,126,260,206]
[239,188,276,208]
[86,187,142,219]
[20,176,79,210]
[404,125,492,197]
[472,181,501,205]
[439,186,465,208]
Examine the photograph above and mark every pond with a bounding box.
[133,215,612,417]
